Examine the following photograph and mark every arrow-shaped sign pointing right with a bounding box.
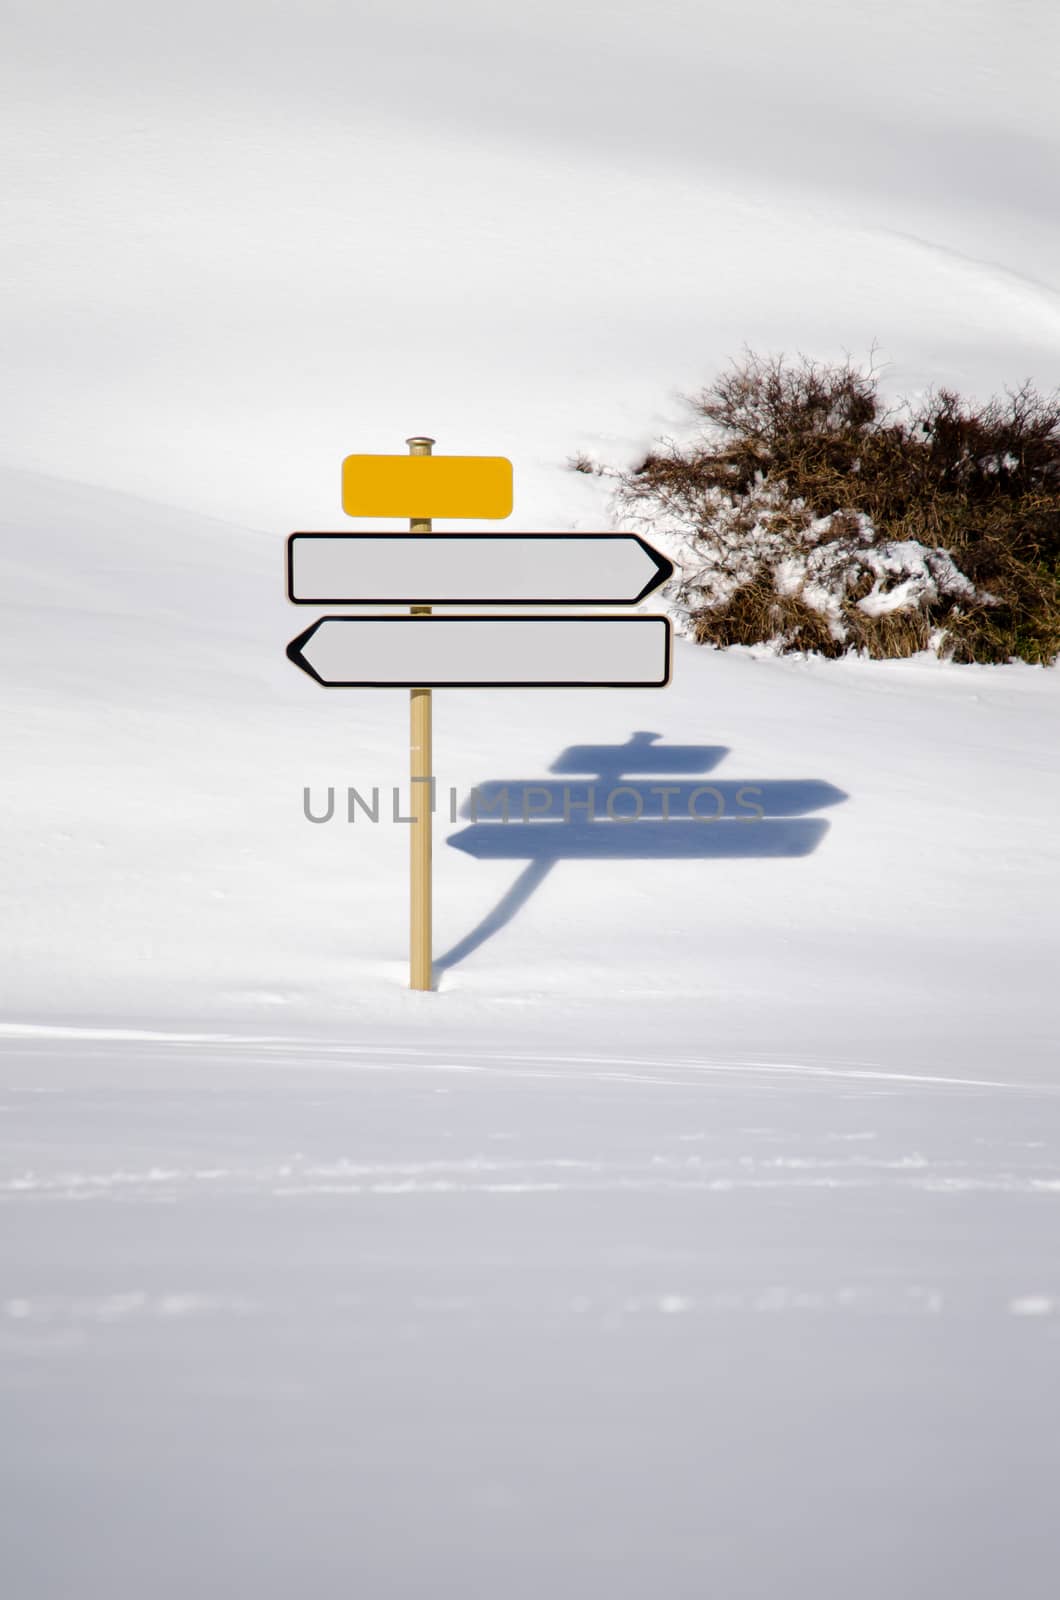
[287,533,673,605]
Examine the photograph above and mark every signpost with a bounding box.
[287,439,673,991]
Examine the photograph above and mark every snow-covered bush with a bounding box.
[583,353,1060,664]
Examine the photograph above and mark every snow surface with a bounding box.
[3,3,1060,1596]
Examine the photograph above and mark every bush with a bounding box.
[591,353,1060,664]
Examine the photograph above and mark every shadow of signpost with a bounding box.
[437,732,847,972]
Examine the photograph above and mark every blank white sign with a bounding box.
[287,615,671,687]
[287,533,672,605]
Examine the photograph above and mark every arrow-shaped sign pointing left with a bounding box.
[287,533,673,606]
[286,615,671,688]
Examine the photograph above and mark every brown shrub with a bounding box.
[607,352,1060,665]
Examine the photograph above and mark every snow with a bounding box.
[3,2,1060,1595]
[3,1034,1060,1597]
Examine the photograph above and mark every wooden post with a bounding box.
[407,435,434,990]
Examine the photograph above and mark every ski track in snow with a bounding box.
[5,1153,1060,1202]
[1,1021,1053,1094]
[7,1286,1056,1328]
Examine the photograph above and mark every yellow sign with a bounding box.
[342,454,513,519]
